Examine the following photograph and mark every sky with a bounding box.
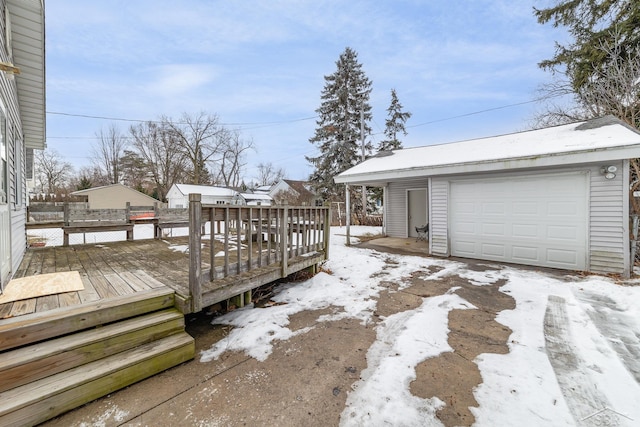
[195,226,640,426]
[45,0,569,182]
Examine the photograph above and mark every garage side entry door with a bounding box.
[449,172,587,270]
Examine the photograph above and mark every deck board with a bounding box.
[77,275,101,304]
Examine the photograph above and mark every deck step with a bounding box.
[0,308,185,393]
[0,332,195,427]
[0,287,175,351]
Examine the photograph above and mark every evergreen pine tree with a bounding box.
[307,47,373,201]
[378,89,412,152]
[189,147,211,185]
[534,0,640,92]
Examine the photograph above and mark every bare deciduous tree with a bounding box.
[163,112,224,185]
[130,121,187,202]
[532,38,640,129]
[255,162,286,186]
[35,148,73,194]
[92,124,128,184]
[213,129,254,188]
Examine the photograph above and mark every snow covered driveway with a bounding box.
[198,226,640,427]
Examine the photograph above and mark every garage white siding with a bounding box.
[449,172,588,270]
[386,179,428,237]
[589,160,627,274]
[430,179,448,256]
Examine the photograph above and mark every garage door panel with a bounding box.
[454,240,477,255]
[547,249,578,266]
[454,201,476,214]
[450,173,587,270]
[482,223,505,236]
[481,243,505,257]
[457,221,476,234]
[512,246,540,262]
[547,225,578,240]
[548,201,579,216]
[482,202,506,215]
[512,223,538,238]
[513,202,539,215]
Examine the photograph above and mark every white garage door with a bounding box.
[450,172,587,270]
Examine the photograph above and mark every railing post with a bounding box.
[281,205,288,277]
[189,193,202,313]
[62,202,70,246]
[324,206,331,260]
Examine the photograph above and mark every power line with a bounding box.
[46,94,558,140]
[46,111,317,127]
[406,95,561,129]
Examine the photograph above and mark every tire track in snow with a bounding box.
[574,290,640,385]
[544,295,612,426]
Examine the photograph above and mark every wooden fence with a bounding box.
[187,193,331,312]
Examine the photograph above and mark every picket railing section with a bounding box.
[188,193,330,312]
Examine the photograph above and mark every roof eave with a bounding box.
[334,145,640,185]
[7,0,45,150]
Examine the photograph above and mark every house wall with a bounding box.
[1,1,28,279]
[386,162,628,275]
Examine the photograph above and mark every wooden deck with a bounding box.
[2,228,327,317]
[0,239,185,319]
[0,202,329,425]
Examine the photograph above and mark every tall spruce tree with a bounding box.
[534,0,640,92]
[378,89,412,151]
[307,47,373,201]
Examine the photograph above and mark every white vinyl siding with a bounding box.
[589,160,627,274]
[1,0,30,282]
[429,179,448,256]
[386,178,428,237]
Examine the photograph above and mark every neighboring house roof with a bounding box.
[282,180,316,198]
[171,184,237,197]
[254,185,272,193]
[71,183,158,203]
[240,193,273,202]
[335,116,640,185]
[7,0,46,150]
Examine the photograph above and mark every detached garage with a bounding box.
[334,116,640,277]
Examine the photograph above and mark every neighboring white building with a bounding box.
[166,184,239,208]
[336,116,640,277]
[1,1,46,290]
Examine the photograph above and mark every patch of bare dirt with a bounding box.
[406,275,515,426]
[42,258,515,427]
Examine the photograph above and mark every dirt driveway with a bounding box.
[42,237,640,427]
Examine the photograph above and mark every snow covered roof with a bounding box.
[240,193,273,201]
[173,184,237,197]
[335,116,640,185]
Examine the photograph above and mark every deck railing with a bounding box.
[188,193,331,311]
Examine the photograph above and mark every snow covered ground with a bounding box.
[200,226,640,426]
